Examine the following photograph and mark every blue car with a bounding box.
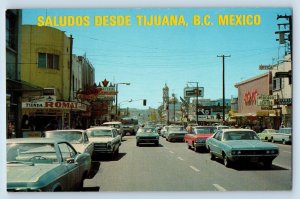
[206,129,279,168]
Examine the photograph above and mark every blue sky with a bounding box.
[22,8,292,109]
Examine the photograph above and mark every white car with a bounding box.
[101,121,124,137]
[272,127,292,144]
[44,129,94,157]
[86,127,122,158]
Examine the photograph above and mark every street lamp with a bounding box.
[118,99,133,117]
[115,82,130,120]
[188,81,199,125]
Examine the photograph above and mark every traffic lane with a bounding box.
[85,136,217,191]
[160,138,292,190]
[273,144,292,169]
[161,137,292,170]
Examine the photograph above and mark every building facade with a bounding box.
[20,25,87,133]
[234,72,276,131]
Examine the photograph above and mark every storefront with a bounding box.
[234,72,279,131]
[21,97,87,136]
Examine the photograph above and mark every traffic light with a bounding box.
[143,99,147,106]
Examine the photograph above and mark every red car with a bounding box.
[184,126,217,152]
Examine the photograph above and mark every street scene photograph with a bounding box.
[4,7,294,194]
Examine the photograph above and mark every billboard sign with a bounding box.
[184,87,204,98]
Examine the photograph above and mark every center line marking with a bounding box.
[213,184,227,191]
[177,157,184,161]
[190,166,200,172]
[164,147,169,149]
[169,151,174,154]
[283,150,291,154]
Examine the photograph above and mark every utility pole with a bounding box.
[69,34,73,128]
[217,55,231,124]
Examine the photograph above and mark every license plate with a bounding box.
[250,157,259,162]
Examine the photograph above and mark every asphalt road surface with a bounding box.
[84,135,292,192]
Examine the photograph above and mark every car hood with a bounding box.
[71,143,85,153]
[89,137,113,143]
[225,140,278,149]
[7,163,59,188]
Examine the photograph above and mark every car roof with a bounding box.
[7,138,65,144]
[102,122,122,125]
[221,128,255,133]
[86,126,115,130]
[45,129,85,133]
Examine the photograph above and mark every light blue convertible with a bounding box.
[7,138,91,191]
[206,129,279,168]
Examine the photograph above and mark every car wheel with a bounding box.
[263,160,273,169]
[210,152,215,160]
[223,154,232,168]
[155,141,159,146]
[283,140,286,145]
[136,142,139,146]
[194,145,199,152]
[271,138,275,143]
[79,171,87,191]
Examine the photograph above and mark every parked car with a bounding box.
[272,127,292,144]
[86,126,122,158]
[258,129,277,142]
[160,126,169,138]
[165,126,188,142]
[44,129,94,157]
[206,129,279,168]
[136,127,159,146]
[101,121,124,137]
[7,138,91,191]
[184,126,216,152]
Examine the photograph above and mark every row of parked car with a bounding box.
[7,123,123,192]
[152,124,291,169]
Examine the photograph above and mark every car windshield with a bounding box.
[194,127,216,134]
[7,143,58,164]
[45,131,83,143]
[138,128,155,133]
[168,126,184,131]
[88,129,112,137]
[280,128,292,134]
[223,131,260,141]
[103,124,121,128]
[266,129,277,133]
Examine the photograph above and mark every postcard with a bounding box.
[5,7,293,195]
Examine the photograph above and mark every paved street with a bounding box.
[84,135,292,191]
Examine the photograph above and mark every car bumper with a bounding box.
[137,138,159,143]
[229,155,278,163]
[194,142,206,147]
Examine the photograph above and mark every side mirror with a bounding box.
[66,157,76,164]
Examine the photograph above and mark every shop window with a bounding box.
[38,53,59,69]
[6,12,17,50]
[273,78,282,91]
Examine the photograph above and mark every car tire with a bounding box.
[136,142,139,146]
[263,160,273,169]
[155,141,159,146]
[194,145,199,152]
[210,152,215,160]
[283,140,286,145]
[223,154,232,168]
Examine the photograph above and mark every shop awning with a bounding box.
[6,79,44,92]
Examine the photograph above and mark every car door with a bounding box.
[83,132,93,156]
[209,131,223,158]
[58,142,80,190]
